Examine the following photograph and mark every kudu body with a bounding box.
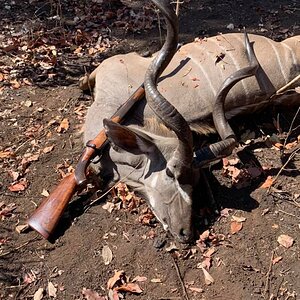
[83,1,300,242]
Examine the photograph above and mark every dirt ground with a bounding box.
[0,0,300,299]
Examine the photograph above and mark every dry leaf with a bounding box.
[200,267,214,285]
[82,288,107,300]
[0,150,15,158]
[43,145,55,154]
[260,176,274,189]
[16,224,29,234]
[24,100,33,107]
[0,202,16,217]
[10,79,21,89]
[165,242,178,252]
[203,246,216,258]
[277,234,294,248]
[150,278,162,283]
[199,230,210,241]
[132,276,147,283]
[56,118,69,133]
[285,141,298,150]
[188,287,203,293]
[115,283,142,294]
[41,189,50,197]
[102,245,113,265]
[33,287,44,300]
[230,221,243,234]
[8,170,19,181]
[272,256,283,265]
[232,216,246,222]
[48,281,57,298]
[295,86,300,93]
[107,270,125,289]
[8,178,28,192]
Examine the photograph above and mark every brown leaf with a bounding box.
[230,221,243,234]
[295,86,300,93]
[0,150,15,158]
[8,178,28,192]
[203,246,216,258]
[277,234,294,248]
[272,256,283,265]
[107,270,125,289]
[260,176,274,189]
[115,283,142,294]
[10,79,21,89]
[82,288,107,300]
[232,216,246,223]
[132,276,147,283]
[56,118,69,133]
[43,145,55,154]
[285,141,298,150]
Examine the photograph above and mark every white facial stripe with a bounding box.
[175,181,192,204]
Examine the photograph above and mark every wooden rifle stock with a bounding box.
[27,85,145,240]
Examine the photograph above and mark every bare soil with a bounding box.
[0,1,300,300]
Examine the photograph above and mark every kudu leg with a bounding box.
[194,32,260,167]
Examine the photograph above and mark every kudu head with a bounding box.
[103,0,196,243]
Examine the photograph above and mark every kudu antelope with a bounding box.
[82,0,300,242]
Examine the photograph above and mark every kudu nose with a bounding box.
[179,228,194,244]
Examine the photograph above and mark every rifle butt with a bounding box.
[27,174,78,240]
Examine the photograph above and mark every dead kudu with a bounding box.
[82,3,300,243]
[28,0,300,243]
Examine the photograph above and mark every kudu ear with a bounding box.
[103,119,156,155]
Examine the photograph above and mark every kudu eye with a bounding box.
[166,167,175,179]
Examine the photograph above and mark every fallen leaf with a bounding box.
[277,234,294,248]
[203,246,216,258]
[230,221,243,234]
[8,170,19,181]
[272,256,283,265]
[10,79,21,89]
[102,245,113,265]
[24,100,33,107]
[199,230,210,241]
[41,189,50,197]
[115,283,142,294]
[295,86,300,93]
[43,145,55,154]
[48,281,57,298]
[200,267,214,285]
[102,202,115,213]
[132,276,147,283]
[33,287,44,300]
[150,278,162,283]
[56,118,69,133]
[285,141,298,150]
[260,176,274,189]
[165,241,178,252]
[82,288,107,300]
[0,202,17,217]
[0,150,15,158]
[188,287,203,293]
[107,270,125,289]
[16,224,29,234]
[8,178,28,192]
[232,216,246,222]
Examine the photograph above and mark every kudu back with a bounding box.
[83,1,300,242]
